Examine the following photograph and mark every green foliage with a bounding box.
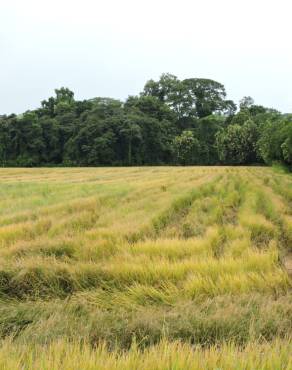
[173,130,200,165]
[0,76,291,167]
[142,74,236,119]
[258,117,292,166]
[216,125,247,164]
[216,118,267,165]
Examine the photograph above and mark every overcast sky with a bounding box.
[1,0,291,114]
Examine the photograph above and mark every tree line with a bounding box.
[0,74,291,168]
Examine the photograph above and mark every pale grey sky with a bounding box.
[1,0,292,114]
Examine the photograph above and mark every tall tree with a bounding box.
[173,130,200,165]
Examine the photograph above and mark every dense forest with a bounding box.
[0,74,291,168]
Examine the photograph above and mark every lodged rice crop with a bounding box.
[0,166,291,369]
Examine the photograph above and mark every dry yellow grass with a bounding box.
[0,166,291,368]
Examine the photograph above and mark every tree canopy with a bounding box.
[0,75,291,169]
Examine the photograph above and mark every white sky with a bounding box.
[1,0,292,114]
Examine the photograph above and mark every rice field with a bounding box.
[0,166,291,369]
